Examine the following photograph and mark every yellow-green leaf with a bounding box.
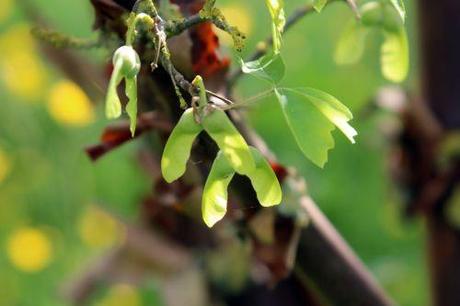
[105,59,123,119]
[241,53,285,84]
[360,1,384,27]
[203,108,255,175]
[247,147,282,207]
[288,87,357,143]
[202,151,235,227]
[276,88,357,167]
[313,0,328,12]
[380,28,409,83]
[334,19,369,65]
[125,76,138,136]
[161,108,203,183]
[265,0,285,54]
[275,89,335,168]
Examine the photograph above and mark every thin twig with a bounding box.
[165,14,210,38]
[346,0,361,19]
[206,89,234,105]
[221,88,275,110]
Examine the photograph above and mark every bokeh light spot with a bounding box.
[47,80,95,126]
[0,0,12,23]
[217,5,252,47]
[0,25,48,101]
[97,284,142,306]
[7,227,53,273]
[78,206,124,249]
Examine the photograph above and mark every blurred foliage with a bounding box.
[0,0,427,306]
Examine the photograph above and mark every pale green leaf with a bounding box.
[360,1,384,28]
[380,28,409,83]
[203,108,255,175]
[389,0,405,22]
[287,87,357,143]
[247,147,282,207]
[105,59,124,119]
[265,0,286,54]
[202,151,235,227]
[313,0,328,12]
[276,87,357,167]
[334,19,369,65]
[125,76,138,136]
[275,89,335,168]
[241,53,285,84]
[161,108,203,183]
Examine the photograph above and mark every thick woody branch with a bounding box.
[229,110,395,306]
[297,197,395,306]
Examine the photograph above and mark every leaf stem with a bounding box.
[221,88,275,110]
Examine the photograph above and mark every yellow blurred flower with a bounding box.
[0,0,12,23]
[0,148,11,184]
[7,227,53,273]
[78,206,124,249]
[0,25,48,101]
[97,284,142,306]
[47,81,95,126]
[218,5,252,47]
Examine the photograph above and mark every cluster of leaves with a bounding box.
[334,0,409,82]
[241,0,358,167]
[102,0,408,226]
[105,1,282,227]
[240,0,408,167]
[161,76,282,227]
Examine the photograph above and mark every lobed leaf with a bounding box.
[202,151,235,227]
[380,28,409,83]
[334,19,369,65]
[203,108,255,175]
[241,53,285,84]
[275,89,335,168]
[161,108,203,183]
[275,88,357,167]
[287,87,357,143]
[265,0,286,54]
[247,147,282,207]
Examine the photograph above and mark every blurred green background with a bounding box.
[0,0,427,305]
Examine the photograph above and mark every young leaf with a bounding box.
[360,1,384,28]
[203,108,255,175]
[161,108,203,183]
[105,59,124,119]
[265,0,286,54]
[275,88,357,167]
[380,28,409,83]
[334,19,369,65]
[389,0,406,22]
[241,53,285,84]
[275,89,335,168]
[247,147,282,207]
[287,87,357,143]
[202,151,235,227]
[125,76,138,136]
[313,0,328,12]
